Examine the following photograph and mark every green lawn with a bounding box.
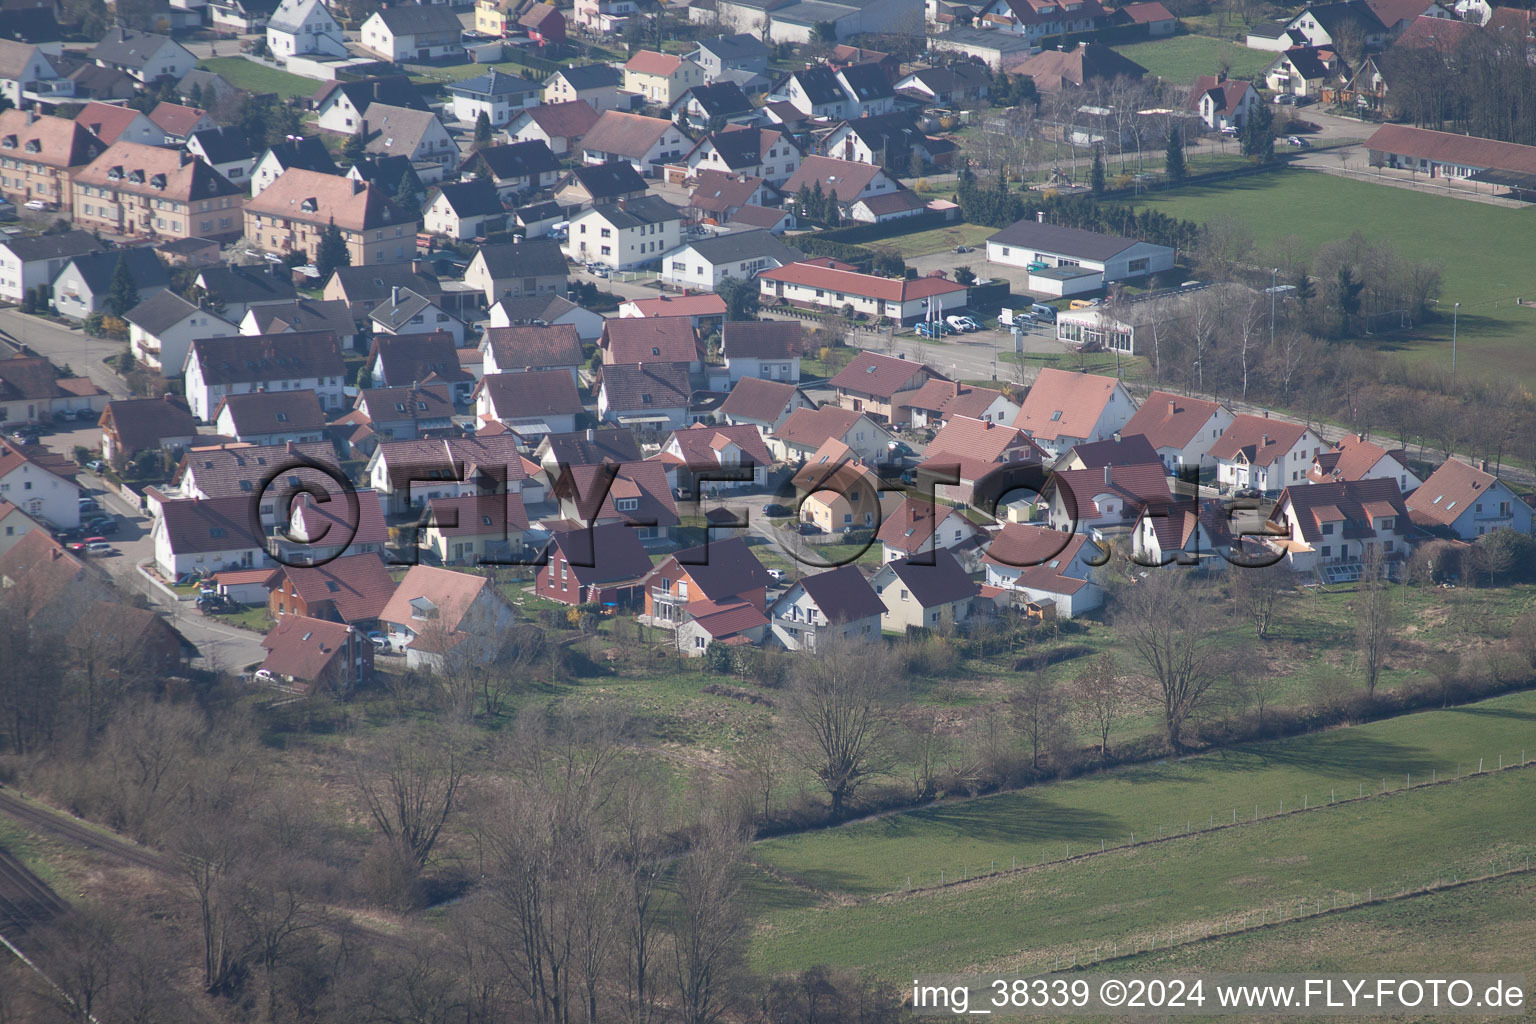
[1119,168,1536,387]
[867,223,997,260]
[752,688,1536,900]
[750,766,1536,978]
[198,57,322,100]
[1113,35,1278,83]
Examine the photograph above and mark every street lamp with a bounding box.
[1451,301,1459,382]
[1270,267,1278,348]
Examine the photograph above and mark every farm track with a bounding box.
[0,788,418,954]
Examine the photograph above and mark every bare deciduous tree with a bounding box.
[1355,548,1397,699]
[1231,562,1288,639]
[1116,574,1233,752]
[671,808,750,1024]
[356,723,466,870]
[1008,668,1066,772]
[1068,653,1133,764]
[785,636,906,817]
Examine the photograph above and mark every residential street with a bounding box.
[0,308,129,400]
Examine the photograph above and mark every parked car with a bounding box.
[8,429,39,445]
[1287,135,1310,147]
[23,199,51,211]
[85,516,118,534]
[915,320,949,338]
[78,497,100,512]
[85,460,105,473]
[945,315,976,333]
[85,540,113,555]
[766,568,785,582]
[0,199,16,221]
[1026,261,1048,272]
[53,408,76,421]
[1069,298,1101,310]
[1273,94,1295,105]
[953,245,972,253]
[1029,303,1057,322]
[254,668,275,682]
[1220,124,1239,136]
[795,522,820,535]
[761,503,792,518]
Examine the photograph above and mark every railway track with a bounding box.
[0,846,67,936]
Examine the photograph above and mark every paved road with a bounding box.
[0,308,128,400]
[78,472,269,671]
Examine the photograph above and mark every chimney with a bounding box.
[26,109,37,125]
[1478,458,1488,473]
[1036,210,1045,223]
[1168,399,1177,414]
[286,441,297,454]
[586,427,595,441]
[1261,434,1270,447]
[391,285,400,307]
[1112,431,1121,443]
[1104,464,1112,485]
[1216,70,1227,83]
[352,178,366,195]
[180,151,192,167]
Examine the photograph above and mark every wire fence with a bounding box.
[1026,847,1536,977]
[881,751,1534,898]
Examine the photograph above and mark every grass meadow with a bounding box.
[751,689,1536,900]
[1111,35,1278,83]
[748,767,1536,978]
[1118,168,1536,387]
[197,58,320,100]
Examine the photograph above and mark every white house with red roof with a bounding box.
[828,350,949,422]
[0,441,81,528]
[919,414,1046,504]
[259,615,373,692]
[1307,433,1422,493]
[654,422,775,493]
[760,258,968,324]
[1132,498,1236,569]
[981,523,1104,618]
[618,292,727,331]
[1118,390,1234,475]
[898,380,1018,429]
[366,434,542,516]
[1190,73,1260,131]
[1406,458,1532,540]
[1265,478,1414,574]
[768,405,894,463]
[419,492,531,565]
[1044,463,1173,536]
[978,0,1107,40]
[153,493,269,579]
[640,536,773,651]
[377,564,517,671]
[877,496,988,564]
[1207,414,1326,494]
[273,489,388,566]
[551,460,680,542]
[1012,368,1137,457]
[768,563,884,651]
[719,376,815,433]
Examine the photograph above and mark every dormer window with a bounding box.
[616,497,639,511]
[0,135,15,149]
[128,169,145,184]
[107,165,123,180]
[23,140,39,153]
[301,197,318,212]
[150,174,166,190]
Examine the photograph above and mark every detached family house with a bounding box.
[1407,458,1533,540]
[1207,414,1326,494]
[1011,368,1137,457]
[768,563,884,651]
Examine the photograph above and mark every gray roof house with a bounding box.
[463,238,569,305]
[125,289,238,374]
[89,27,195,83]
[53,248,170,320]
[193,264,298,319]
[689,34,771,80]
[0,229,102,306]
[659,229,803,289]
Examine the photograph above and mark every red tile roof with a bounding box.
[721,320,802,360]
[876,496,972,555]
[625,49,685,76]
[279,552,398,623]
[1119,390,1226,451]
[647,535,773,601]
[373,434,529,489]
[554,460,679,527]
[1013,368,1128,444]
[759,259,967,304]
[982,524,1093,595]
[603,316,701,363]
[546,521,655,587]
[157,494,265,555]
[289,489,388,548]
[424,492,530,537]
[1049,463,1172,521]
[214,389,327,437]
[720,376,801,424]
[473,369,585,421]
[1271,477,1410,543]
[377,564,494,634]
[1206,414,1312,469]
[260,614,356,681]
[773,405,866,449]
[685,595,768,639]
[1306,433,1401,484]
[147,100,207,138]
[899,379,1009,421]
[1365,123,1536,175]
[1405,458,1507,528]
[829,350,939,400]
[928,414,1044,467]
[1119,0,1174,22]
[598,361,691,413]
[484,323,583,369]
[100,395,197,453]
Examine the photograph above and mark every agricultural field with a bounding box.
[1112,35,1278,83]
[197,57,320,100]
[1120,169,1536,387]
[748,767,1536,979]
[1105,870,1536,979]
[751,688,1536,899]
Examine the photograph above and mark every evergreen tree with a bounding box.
[1090,146,1106,196]
[395,166,422,208]
[1165,128,1186,184]
[1241,104,1274,162]
[810,180,826,222]
[316,218,351,280]
[105,258,138,316]
[824,195,840,226]
[343,130,368,164]
[473,110,493,149]
[1294,272,1316,306]
[797,182,813,219]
